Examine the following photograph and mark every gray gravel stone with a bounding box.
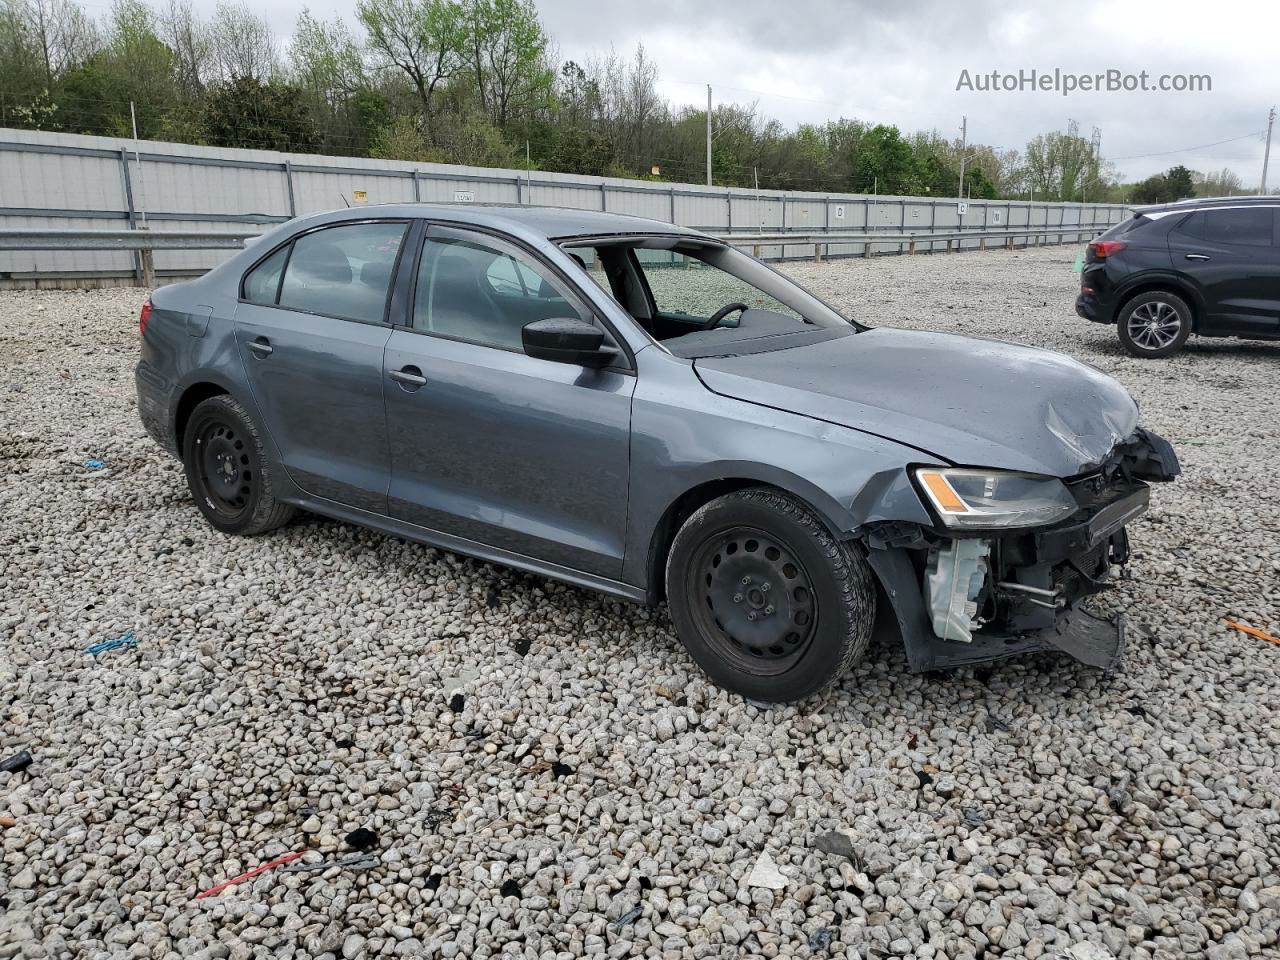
[2,249,1277,959]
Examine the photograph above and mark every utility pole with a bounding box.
[706,85,713,187]
[1263,105,1276,195]
[130,100,146,228]
[958,115,967,199]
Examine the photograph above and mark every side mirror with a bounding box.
[522,317,616,367]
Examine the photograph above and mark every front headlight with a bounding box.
[914,467,1077,529]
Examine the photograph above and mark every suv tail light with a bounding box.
[139,300,153,336]
[1087,240,1127,260]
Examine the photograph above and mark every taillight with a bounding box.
[139,300,152,336]
[1087,240,1127,260]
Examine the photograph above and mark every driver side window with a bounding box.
[637,250,802,324]
[412,232,593,351]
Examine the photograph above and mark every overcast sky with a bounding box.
[192,0,1276,185]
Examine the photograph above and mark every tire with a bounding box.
[1117,291,1192,358]
[665,487,875,703]
[182,394,295,536]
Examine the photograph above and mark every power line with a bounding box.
[1110,131,1264,162]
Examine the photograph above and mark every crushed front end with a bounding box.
[863,428,1180,673]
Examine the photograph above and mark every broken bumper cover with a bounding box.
[860,427,1177,673]
[868,545,1129,673]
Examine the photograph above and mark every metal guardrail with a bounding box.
[721,225,1109,261]
[0,228,257,250]
[0,227,258,286]
[0,222,1107,284]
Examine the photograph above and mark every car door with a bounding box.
[382,224,635,580]
[1168,206,1280,337]
[234,219,411,513]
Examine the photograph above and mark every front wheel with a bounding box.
[182,394,295,536]
[665,488,875,703]
[1117,291,1192,358]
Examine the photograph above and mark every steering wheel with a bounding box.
[701,302,749,331]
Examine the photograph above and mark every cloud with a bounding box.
[219,0,1278,184]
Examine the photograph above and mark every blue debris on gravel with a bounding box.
[85,630,138,657]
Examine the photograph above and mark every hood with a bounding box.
[694,328,1139,477]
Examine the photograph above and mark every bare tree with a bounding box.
[1194,167,1245,197]
[588,44,664,164]
[159,0,211,97]
[208,1,277,82]
[12,0,98,86]
[623,44,660,160]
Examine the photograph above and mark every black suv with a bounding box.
[1076,196,1280,357]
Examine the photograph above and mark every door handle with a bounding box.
[247,338,273,357]
[1184,253,1211,261]
[389,366,427,388]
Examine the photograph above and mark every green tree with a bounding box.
[462,0,551,131]
[1164,165,1194,200]
[544,124,612,176]
[853,124,914,194]
[201,75,316,150]
[1129,165,1196,204]
[963,165,997,199]
[556,60,599,127]
[1022,129,1103,201]
[358,0,462,139]
[912,152,956,196]
[55,0,179,139]
[288,10,379,152]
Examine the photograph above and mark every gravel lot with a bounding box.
[2,245,1278,960]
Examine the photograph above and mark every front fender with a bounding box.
[623,349,941,591]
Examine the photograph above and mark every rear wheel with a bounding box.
[183,394,295,536]
[665,487,874,703]
[1117,291,1192,358]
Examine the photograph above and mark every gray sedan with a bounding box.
[135,205,1179,702]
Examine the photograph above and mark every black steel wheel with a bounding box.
[182,394,295,536]
[194,419,254,521]
[666,487,875,703]
[686,526,818,676]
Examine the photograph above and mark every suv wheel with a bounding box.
[665,487,875,703]
[183,394,295,536]
[1117,291,1192,358]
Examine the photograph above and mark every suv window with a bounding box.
[414,234,589,350]
[1179,208,1275,247]
[276,221,406,322]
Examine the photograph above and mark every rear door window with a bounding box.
[243,245,288,304]
[276,221,407,322]
[1178,208,1275,246]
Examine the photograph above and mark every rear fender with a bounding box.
[1111,271,1203,325]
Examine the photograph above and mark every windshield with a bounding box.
[562,237,857,357]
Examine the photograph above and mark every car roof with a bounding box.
[1134,195,1280,214]
[293,203,708,242]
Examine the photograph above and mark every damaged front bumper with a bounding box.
[863,429,1179,673]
